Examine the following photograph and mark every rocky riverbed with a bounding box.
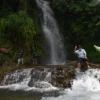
[0,61,100,88]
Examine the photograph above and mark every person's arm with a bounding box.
[83,49,87,58]
[74,46,77,54]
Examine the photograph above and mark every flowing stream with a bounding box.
[1,68,100,100]
[36,0,66,65]
[0,68,58,93]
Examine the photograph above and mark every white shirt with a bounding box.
[75,49,86,58]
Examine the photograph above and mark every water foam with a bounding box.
[0,68,58,93]
[42,69,100,100]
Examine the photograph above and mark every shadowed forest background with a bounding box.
[0,0,100,65]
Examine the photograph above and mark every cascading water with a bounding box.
[0,68,58,93]
[41,69,100,100]
[1,68,100,100]
[36,0,66,65]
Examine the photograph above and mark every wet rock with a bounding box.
[34,82,52,88]
[51,65,75,88]
[0,61,77,88]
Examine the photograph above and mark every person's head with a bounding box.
[78,45,82,50]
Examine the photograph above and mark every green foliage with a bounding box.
[0,18,7,36]
[0,11,37,63]
[7,11,36,39]
[96,21,100,26]
[84,41,100,63]
[0,0,44,65]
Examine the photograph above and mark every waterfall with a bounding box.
[36,0,66,65]
[0,68,58,92]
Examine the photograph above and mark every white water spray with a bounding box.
[36,0,66,65]
[42,69,100,100]
[0,68,58,92]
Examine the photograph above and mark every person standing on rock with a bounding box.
[74,45,90,69]
[17,51,24,66]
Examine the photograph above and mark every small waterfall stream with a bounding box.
[36,0,66,65]
[0,68,58,93]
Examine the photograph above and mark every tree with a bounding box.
[0,11,36,62]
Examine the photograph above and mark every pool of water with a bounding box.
[0,89,42,100]
[0,89,61,100]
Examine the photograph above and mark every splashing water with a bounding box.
[42,69,100,100]
[1,68,100,100]
[36,0,66,65]
[0,68,58,93]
